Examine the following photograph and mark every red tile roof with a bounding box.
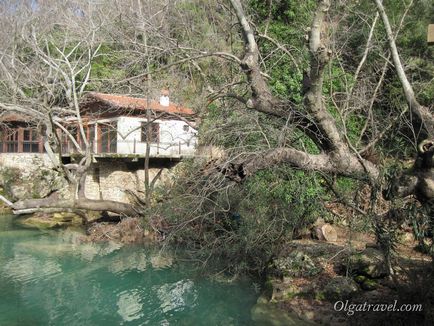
[0,113,32,122]
[82,92,194,116]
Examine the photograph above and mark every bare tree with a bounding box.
[0,0,432,218]
[0,1,143,216]
[186,0,433,206]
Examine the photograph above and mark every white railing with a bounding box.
[61,139,197,157]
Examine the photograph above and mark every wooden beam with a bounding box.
[428,24,434,45]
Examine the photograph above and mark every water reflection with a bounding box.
[0,215,257,325]
[2,253,62,284]
[157,279,197,313]
[109,251,147,274]
[117,290,144,322]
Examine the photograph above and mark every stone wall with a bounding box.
[0,154,174,203]
[0,153,55,170]
[0,154,65,201]
[84,160,168,203]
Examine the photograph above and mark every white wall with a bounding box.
[114,116,197,157]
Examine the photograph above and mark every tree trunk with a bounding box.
[8,197,139,216]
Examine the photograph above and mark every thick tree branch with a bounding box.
[229,0,281,117]
[222,147,379,182]
[304,0,346,152]
[375,0,434,137]
[11,197,139,216]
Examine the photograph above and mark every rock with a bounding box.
[86,210,102,222]
[354,275,378,291]
[267,278,302,302]
[314,223,338,242]
[323,276,359,301]
[52,212,83,224]
[21,215,67,229]
[256,295,269,304]
[0,164,67,201]
[251,303,315,326]
[347,248,388,278]
[20,211,83,229]
[270,250,322,278]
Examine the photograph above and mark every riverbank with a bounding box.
[259,225,432,325]
[5,208,433,325]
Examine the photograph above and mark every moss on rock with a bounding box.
[346,248,388,278]
[323,276,359,301]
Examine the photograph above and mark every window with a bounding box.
[6,130,18,153]
[99,123,117,153]
[88,125,95,145]
[141,122,159,143]
[23,128,40,153]
[183,124,189,132]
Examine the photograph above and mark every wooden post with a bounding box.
[133,138,136,154]
[18,127,23,153]
[178,141,181,155]
[0,129,4,153]
[96,123,101,154]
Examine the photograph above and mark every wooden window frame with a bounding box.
[97,122,117,154]
[22,128,41,153]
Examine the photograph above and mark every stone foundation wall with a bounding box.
[0,154,173,203]
[84,160,166,203]
[0,153,55,171]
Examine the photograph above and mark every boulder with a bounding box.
[251,303,315,326]
[21,215,67,229]
[270,250,322,278]
[52,212,83,224]
[266,278,302,302]
[347,248,388,278]
[354,275,378,291]
[20,212,83,229]
[0,165,67,201]
[86,210,103,222]
[323,276,359,301]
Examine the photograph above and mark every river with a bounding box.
[0,215,258,325]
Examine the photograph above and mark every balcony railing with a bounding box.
[60,139,196,157]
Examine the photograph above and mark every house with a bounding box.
[0,91,199,203]
[0,91,198,159]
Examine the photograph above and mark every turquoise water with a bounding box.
[0,215,258,326]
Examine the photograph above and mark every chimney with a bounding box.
[160,89,170,107]
[428,24,434,45]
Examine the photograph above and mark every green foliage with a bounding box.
[248,0,316,103]
[151,161,325,276]
[86,45,130,91]
[243,168,324,229]
[249,0,316,25]
[334,177,358,195]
